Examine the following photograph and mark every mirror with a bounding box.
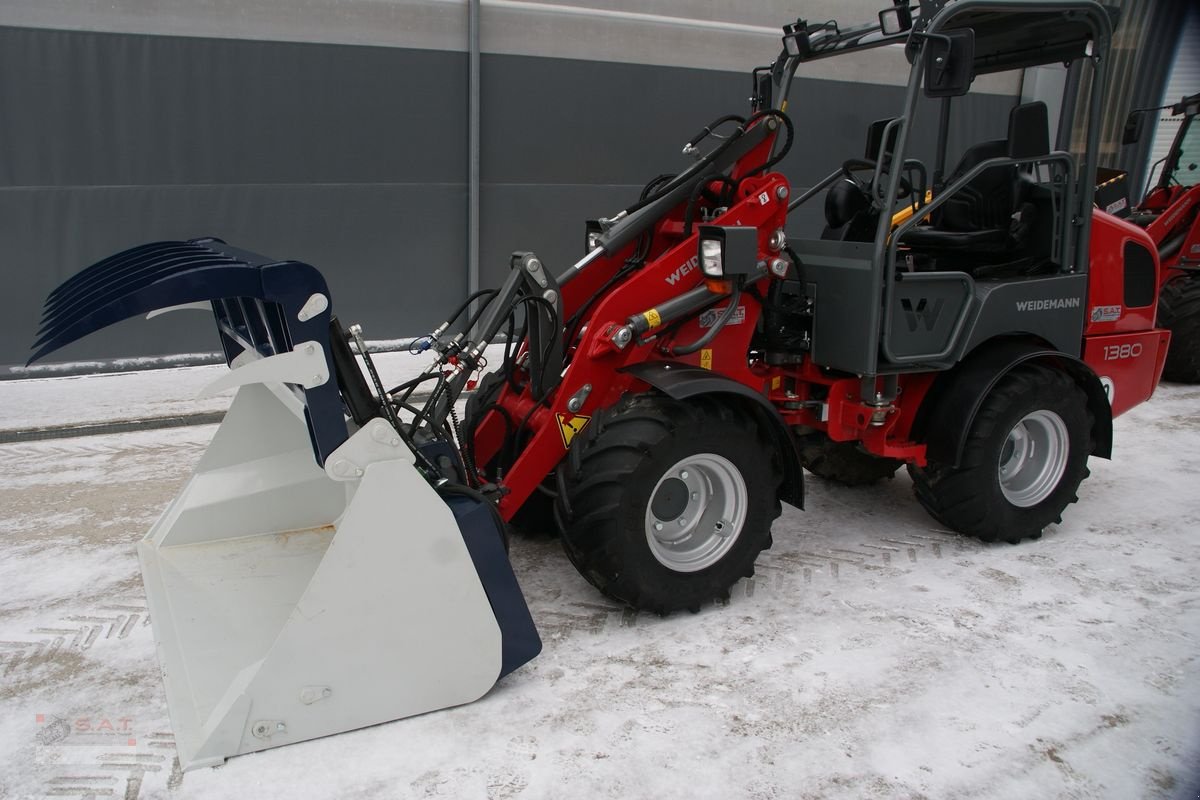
[879,5,913,35]
[1122,110,1146,146]
[923,29,975,98]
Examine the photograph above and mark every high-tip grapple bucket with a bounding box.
[30,239,541,770]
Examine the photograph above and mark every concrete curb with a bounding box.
[0,412,227,444]
[0,387,455,443]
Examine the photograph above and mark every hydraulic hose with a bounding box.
[668,282,743,356]
[621,126,745,218]
[595,121,772,257]
[682,176,738,239]
[738,109,794,178]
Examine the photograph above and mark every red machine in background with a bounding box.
[1125,92,1200,382]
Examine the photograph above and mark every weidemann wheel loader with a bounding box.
[29,0,1168,772]
[1121,92,1200,382]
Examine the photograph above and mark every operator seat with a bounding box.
[901,101,1049,254]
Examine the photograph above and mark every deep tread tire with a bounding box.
[796,432,902,486]
[464,370,558,536]
[556,393,782,613]
[1158,276,1200,383]
[908,365,1092,544]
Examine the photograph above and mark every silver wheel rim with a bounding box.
[644,453,748,572]
[997,409,1069,507]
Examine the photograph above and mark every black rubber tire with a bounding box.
[908,364,1092,544]
[463,370,558,536]
[1158,276,1200,383]
[796,432,903,486]
[555,393,782,613]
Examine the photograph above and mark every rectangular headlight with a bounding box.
[697,225,759,278]
[782,22,810,58]
[700,238,724,277]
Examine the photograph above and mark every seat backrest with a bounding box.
[934,102,1049,233]
[1008,101,1049,160]
[936,140,1012,232]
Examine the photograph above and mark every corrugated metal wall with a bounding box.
[1067,0,1191,200]
[1144,5,1200,192]
[0,2,1024,370]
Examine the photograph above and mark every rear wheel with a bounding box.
[1158,276,1200,383]
[796,431,902,486]
[556,393,781,613]
[909,365,1091,543]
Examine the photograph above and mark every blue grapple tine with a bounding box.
[41,244,231,317]
[29,237,350,466]
[35,253,243,343]
[46,241,181,303]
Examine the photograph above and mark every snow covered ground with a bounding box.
[0,367,1198,799]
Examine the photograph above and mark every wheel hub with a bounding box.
[650,477,690,521]
[644,453,747,572]
[997,409,1069,508]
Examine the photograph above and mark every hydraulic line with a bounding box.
[620,121,748,217]
[668,283,744,356]
[683,176,738,238]
[448,404,476,488]
[738,110,794,178]
[349,324,444,480]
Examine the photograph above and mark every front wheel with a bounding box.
[556,394,782,613]
[909,364,1092,544]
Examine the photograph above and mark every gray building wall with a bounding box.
[0,2,1020,370]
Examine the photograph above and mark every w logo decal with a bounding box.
[900,297,944,332]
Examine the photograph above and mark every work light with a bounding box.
[782,22,811,59]
[700,238,724,277]
[697,225,758,286]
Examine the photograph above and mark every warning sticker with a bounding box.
[643,309,663,329]
[1091,304,1121,323]
[700,349,713,370]
[557,413,591,449]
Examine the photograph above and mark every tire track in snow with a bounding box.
[0,438,207,461]
[529,529,978,633]
[0,603,150,679]
[34,734,183,800]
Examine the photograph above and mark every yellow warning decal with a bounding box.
[643,309,662,329]
[700,348,713,370]
[557,413,591,449]
[771,376,781,390]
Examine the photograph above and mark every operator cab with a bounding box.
[898,99,1058,279]
[784,0,1112,374]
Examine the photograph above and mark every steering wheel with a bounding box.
[841,158,912,201]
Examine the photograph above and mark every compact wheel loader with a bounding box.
[29,0,1169,771]
[1122,92,1200,381]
